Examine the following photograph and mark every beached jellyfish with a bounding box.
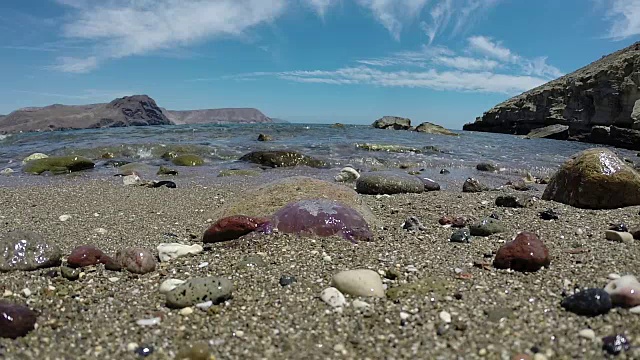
[271,199,373,242]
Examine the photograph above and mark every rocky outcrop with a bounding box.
[414,122,458,136]
[525,124,569,139]
[463,42,640,150]
[163,108,273,125]
[373,116,412,130]
[0,95,170,133]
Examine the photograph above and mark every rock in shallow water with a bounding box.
[0,301,37,339]
[239,150,327,168]
[0,230,61,271]
[331,269,385,298]
[165,277,233,308]
[271,199,373,242]
[115,247,156,274]
[493,232,550,272]
[561,288,612,316]
[355,171,424,195]
[203,215,270,243]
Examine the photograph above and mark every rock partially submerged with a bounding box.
[23,156,95,175]
[542,148,640,209]
[414,122,457,136]
[525,124,569,140]
[239,151,327,168]
[272,199,373,242]
[372,116,411,130]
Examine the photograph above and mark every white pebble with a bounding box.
[22,288,32,297]
[198,262,209,268]
[126,342,139,352]
[94,228,108,235]
[136,317,161,326]
[629,305,640,314]
[400,312,410,320]
[234,330,244,338]
[157,243,203,262]
[608,273,621,280]
[533,354,548,360]
[320,287,346,308]
[439,311,452,323]
[59,214,71,222]
[333,343,346,352]
[2,290,12,297]
[179,307,194,316]
[352,300,370,310]
[159,279,186,294]
[322,255,332,262]
[578,328,596,340]
[108,277,120,283]
[195,301,213,310]
[331,269,385,298]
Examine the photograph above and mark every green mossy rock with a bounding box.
[239,151,327,168]
[414,122,458,136]
[23,156,95,175]
[542,148,640,209]
[172,154,204,166]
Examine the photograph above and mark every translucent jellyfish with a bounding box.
[271,199,373,242]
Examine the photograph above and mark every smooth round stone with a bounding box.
[604,275,640,307]
[469,218,505,236]
[578,328,596,340]
[418,177,441,191]
[476,163,498,172]
[493,231,550,272]
[561,288,612,316]
[450,228,471,243]
[115,247,156,274]
[0,301,37,339]
[156,243,203,262]
[159,279,186,294]
[60,266,80,281]
[165,277,233,309]
[67,245,109,268]
[604,230,634,244]
[355,171,424,195]
[331,269,385,298]
[0,230,62,271]
[320,287,346,307]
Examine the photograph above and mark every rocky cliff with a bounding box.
[163,108,272,125]
[0,95,170,133]
[463,42,640,150]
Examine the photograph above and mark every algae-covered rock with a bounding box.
[211,176,378,230]
[217,169,261,177]
[542,148,640,209]
[23,156,95,175]
[239,151,327,168]
[172,154,204,166]
[414,122,458,136]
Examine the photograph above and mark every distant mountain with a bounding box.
[163,108,273,125]
[0,95,170,133]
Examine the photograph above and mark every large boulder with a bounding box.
[239,151,327,168]
[542,148,640,209]
[372,116,411,130]
[210,176,379,229]
[525,124,569,140]
[414,122,458,136]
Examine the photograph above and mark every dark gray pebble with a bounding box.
[561,288,612,316]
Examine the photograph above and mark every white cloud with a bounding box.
[603,0,640,40]
[420,0,500,44]
[355,0,430,40]
[47,56,99,73]
[305,0,339,18]
[421,0,452,45]
[432,56,499,71]
[467,36,515,62]
[521,56,564,79]
[55,0,287,61]
[13,88,136,101]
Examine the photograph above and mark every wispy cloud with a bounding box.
[420,0,500,44]
[467,36,515,62]
[305,0,339,18]
[52,0,287,72]
[355,0,430,41]
[47,56,99,73]
[602,0,640,40]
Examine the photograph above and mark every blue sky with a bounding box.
[0,0,639,128]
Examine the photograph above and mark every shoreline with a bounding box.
[0,178,639,359]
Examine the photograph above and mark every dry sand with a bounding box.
[0,173,639,360]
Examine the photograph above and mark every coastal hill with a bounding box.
[463,41,640,150]
[0,95,275,133]
[162,108,272,125]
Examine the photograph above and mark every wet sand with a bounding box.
[0,173,639,359]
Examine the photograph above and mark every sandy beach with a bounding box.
[1,173,639,360]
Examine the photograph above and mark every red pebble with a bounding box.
[203,215,269,243]
[438,216,466,227]
[493,231,550,272]
[67,245,108,268]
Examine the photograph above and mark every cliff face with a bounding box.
[163,108,272,125]
[0,95,170,133]
[463,42,640,150]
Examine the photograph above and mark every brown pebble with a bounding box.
[67,245,108,268]
[493,231,550,272]
[115,247,156,274]
[0,301,37,339]
[203,215,269,243]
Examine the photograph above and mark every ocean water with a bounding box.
[0,123,636,189]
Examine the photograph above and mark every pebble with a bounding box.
[0,301,37,339]
[159,279,186,294]
[320,287,346,308]
[108,277,120,283]
[334,166,360,182]
[58,214,71,222]
[402,216,426,231]
[127,343,139,352]
[539,209,560,220]
[175,342,212,360]
[561,288,612,316]
[166,277,233,308]
[67,245,110,268]
[604,274,640,307]
[469,218,505,236]
[400,312,410,320]
[331,269,385,298]
[279,275,297,287]
[202,215,269,243]
[493,231,550,272]
[156,243,203,262]
[604,230,634,244]
[134,345,154,357]
[439,311,452,323]
[578,328,596,340]
[136,317,161,326]
[21,288,31,297]
[602,334,630,355]
[352,300,370,310]
[450,228,471,243]
[462,177,489,192]
[438,216,467,228]
[115,247,156,274]
[179,307,194,316]
[195,301,213,310]
[0,230,62,271]
[495,195,534,208]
